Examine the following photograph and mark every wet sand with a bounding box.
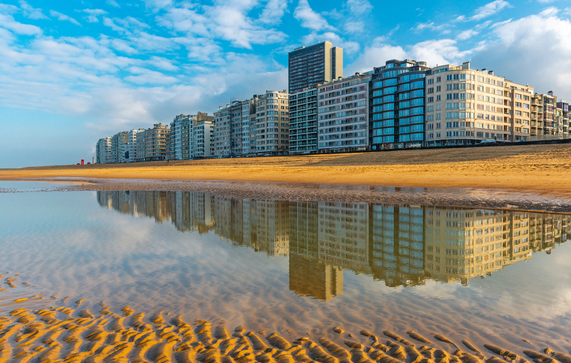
[2,178,571,213]
[1,144,571,200]
[1,272,569,363]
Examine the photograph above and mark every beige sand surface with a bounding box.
[1,272,569,363]
[2,144,571,199]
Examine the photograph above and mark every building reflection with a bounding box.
[97,191,570,301]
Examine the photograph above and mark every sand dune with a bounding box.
[2,144,571,199]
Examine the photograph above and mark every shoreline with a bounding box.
[2,144,571,212]
[2,177,571,213]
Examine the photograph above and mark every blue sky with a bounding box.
[1,0,570,167]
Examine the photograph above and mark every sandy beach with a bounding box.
[2,144,571,212]
[1,272,569,363]
[2,144,571,198]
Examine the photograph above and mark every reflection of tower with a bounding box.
[255,201,290,256]
[369,205,425,287]
[192,192,215,234]
[214,195,232,241]
[231,199,244,245]
[289,201,343,301]
[289,254,343,301]
[318,202,370,274]
[172,191,193,232]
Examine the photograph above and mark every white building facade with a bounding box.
[317,73,371,152]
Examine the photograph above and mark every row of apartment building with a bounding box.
[96,42,571,163]
[97,190,569,300]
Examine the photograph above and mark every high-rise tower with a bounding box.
[288,41,343,94]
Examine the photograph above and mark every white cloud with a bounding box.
[107,0,120,8]
[50,10,80,26]
[125,66,179,84]
[156,3,287,49]
[204,4,287,48]
[301,31,359,54]
[457,29,478,40]
[0,4,18,14]
[0,12,42,35]
[147,56,178,71]
[19,1,47,20]
[409,39,470,65]
[259,0,288,24]
[143,0,173,12]
[344,20,364,34]
[539,7,558,17]
[294,0,335,31]
[81,9,107,23]
[471,10,571,97]
[110,38,138,54]
[346,39,406,74]
[471,0,511,21]
[346,0,373,16]
[347,37,469,74]
[412,21,447,32]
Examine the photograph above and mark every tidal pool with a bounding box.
[0,187,570,356]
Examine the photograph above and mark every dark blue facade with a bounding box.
[370,60,430,150]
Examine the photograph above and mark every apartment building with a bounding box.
[170,114,191,160]
[141,123,170,162]
[288,41,343,94]
[96,137,111,164]
[110,131,128,163]
[541,92,557,137]
[189,115,214,159]
[530,94,544,138]
[241,97,257,155]
[127,129,145,163]
[425,62,533,146]
[255,90,289,154]
[318,73,370,152]
[289,86,318,154]
[213,105,231,158]
[506,80,533,141]
[370,59,430,150]
[556,100,570,138]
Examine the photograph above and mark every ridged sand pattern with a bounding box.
[1,298,571,363]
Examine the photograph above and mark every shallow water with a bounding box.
[1,188,570,354]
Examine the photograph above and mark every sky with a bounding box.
[1,0,571,168]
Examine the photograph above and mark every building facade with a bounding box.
[170,114,191,160]
[255,90,290,154]
[189,117,214,159]
[370,59,430,150]
[289,86,318,154]
[138,123,170,162]
[425,62,534,146]
[288,41,343,94]
[96,137,111,164]
[213,105,231,158]
[318,73,370,152]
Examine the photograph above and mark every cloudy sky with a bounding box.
[1,0,570,167]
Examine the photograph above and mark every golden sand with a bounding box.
[2,144,571,199]
[1,273,569,363]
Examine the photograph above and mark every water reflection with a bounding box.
[97,191,570,301]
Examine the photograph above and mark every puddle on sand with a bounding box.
[0,188,570,358]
